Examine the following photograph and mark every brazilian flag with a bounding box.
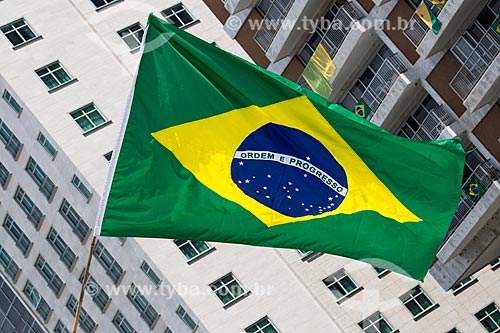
[490,15,500,35]
[97,15,465,281]
[467,177,484,201]
[354,98,371,118]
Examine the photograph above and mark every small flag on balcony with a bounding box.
[430,0,447,7]
[302,44,335,98]
[467,177,484,201]
[490,15,500,35]
[354,98,371,118]
[417,1,442,34]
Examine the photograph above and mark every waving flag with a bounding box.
[417,1,442,34]
[96,15,465,281]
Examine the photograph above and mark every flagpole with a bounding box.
[71,17,152,333]
[72,236,97,333]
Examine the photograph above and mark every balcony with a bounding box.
[254,0,294,52]
[450,25,500,101]
[444,159,500,243]
[403,3,441,47]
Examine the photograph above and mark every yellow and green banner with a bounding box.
[301,44,335,98]
[417,1,442,34]
[97,15,465,281]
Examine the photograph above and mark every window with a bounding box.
[397,95,453,141]
[0,161,10,188]
[323,269,359,300]
[71,175,92,201]
[358,311,396,333]
[245,317,279,333]
[0,118,22,158]
[94,241,124,284]
[452,276,476,294]
[70,103,107,133]
[79,272,110,311]
[400,286,436,319]
[118,23,144,50]
[210,273,246,306]
[2,89,22,113]
[90,0,121,10]
[446,328,460,333]
[475,303,500,333]
[164,328,173,333]
[113,311,138,333]
[47,227,77,270]
[340,45,407,116]
[298,2,362,64]
[176,305,197,331]
[26,157,56,200]
[491,257,500,270]
[35,255,64,296]
[1,18,38,47]
[59,199,90,243]
[372,266,388,277]
[297,249,313,256]
[174,239,211,261]
[161,4,196,28]
[35,62,73,90]
[54,320,70,333]
[66,295,97,333]
[254,0,294,51]
[23,281,52,322]
[141,261,161,287]
[127,283,159,328]
[14,187,44,228]
[3,214,32,256]
[37,132,57,158]
[0,244,20,281]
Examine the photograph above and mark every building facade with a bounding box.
[1,0,500,333]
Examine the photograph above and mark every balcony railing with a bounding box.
[444,160,500,242]
[403,3,441,47]
[298,3,363,64]
[398,105,454,140]
[450,28,500,100]
[360,54,408,119]
[254,0,294,52]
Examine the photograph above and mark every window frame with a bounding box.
[23,281,52,322]
[34,255,65,296]
[70,103,108,134]
[2,89,22,113]
[141,260,162,287]
[35,61,73,91]
[0,18,39,48]
[113,311,138,333]
[117,22,144,51]
[209,272,247,307]
[93,241,124,285]
[244,316,280,333]
[46,227,77,270]
[71,174,92,201]
[400,286,437,320]
[127,283,160,329]
[90,0,122,10]
[358,311,396,333]
[25,157,57,201]
[0,244,20,281]
[78,272,110,312]
[37,132,57,158]
[161,3,197,29]
[176,305,198,331]
[0,117,23,159]
[0,160,11,189]
[174,239,213,262]
[475,302,500,333]
[322,268,360,302]
[3,214,32,256]
[66,294,97,333]
[59,199,90,243]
